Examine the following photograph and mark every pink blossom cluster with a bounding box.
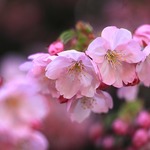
[0,57,49,150]
[20,25,150,123]
[1,24,150,149]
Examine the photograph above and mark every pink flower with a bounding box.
[133,24,150,47]
[14,128,48,150]
[48,40,64,55]
[117,85,139,101]
[86,26,144,87]
[20,53,60,98]
[0,78,48,128]
[0,124,49,150]
[46,50,100,99]
[20,53,51,77]
[67,90,113,123]
[136,44,150,87]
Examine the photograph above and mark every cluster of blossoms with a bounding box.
[21,24,150,123]
[1,22,150,150]
[0,57,49,149]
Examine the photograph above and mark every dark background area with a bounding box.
[1,0,150,59]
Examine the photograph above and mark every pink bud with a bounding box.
[133,24,150,47]
[89,123,103,142]
[136,111,150,128]
[132,129,148,148]
[48,41,64,55]
[102,136,114,149]
[112,119,128,135]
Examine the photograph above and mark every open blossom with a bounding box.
[14,128,48,150]
[86,26,144,87]
[0,78,48,128]
[67,90,113,123]
[0,125,48,150]
[20,53,60,98]
[133,24,150,47]
[136,44,150,86]
[46,50,100,99]
[20,53,51,77]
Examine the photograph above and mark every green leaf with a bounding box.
[118,100,143,122]
[59,29,76,44]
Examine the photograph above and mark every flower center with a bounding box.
[68,60,84,73]
[105,50,122,68]
[81,97,96,109]
[5,96,20,109]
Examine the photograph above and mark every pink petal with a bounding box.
[56,73,81,99]
[98,60,116,85]
[68,99,91,123]
[19,61,33,72]
[116,40,145,63]
[19,94,48,123]
[143,44,150,57]
[45,56,71,79]
[102,26,132,50]
[79,71,92,87]
[80,86,96,97]
[86,37,109,63]
[58,50,85,61]
[92,91,113,113]
[121,62,137,85]
[136,57,150,87]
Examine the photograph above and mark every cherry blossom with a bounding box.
[136,44,150,87]
[20,53,60,98]
[67,90,113,123]
[0,78,48,128]
[14,128,48,150]
[86,26,144,87]
[20,53,51,77]
[0,125,48,150]
[46,50,100,99]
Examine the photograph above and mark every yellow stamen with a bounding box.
[5,96,20,108]
[68,60,84,73]
[81,97,96,109]
[105,50,122,68]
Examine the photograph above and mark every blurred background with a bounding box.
[0,0,150,150]
[1,0,150,58]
